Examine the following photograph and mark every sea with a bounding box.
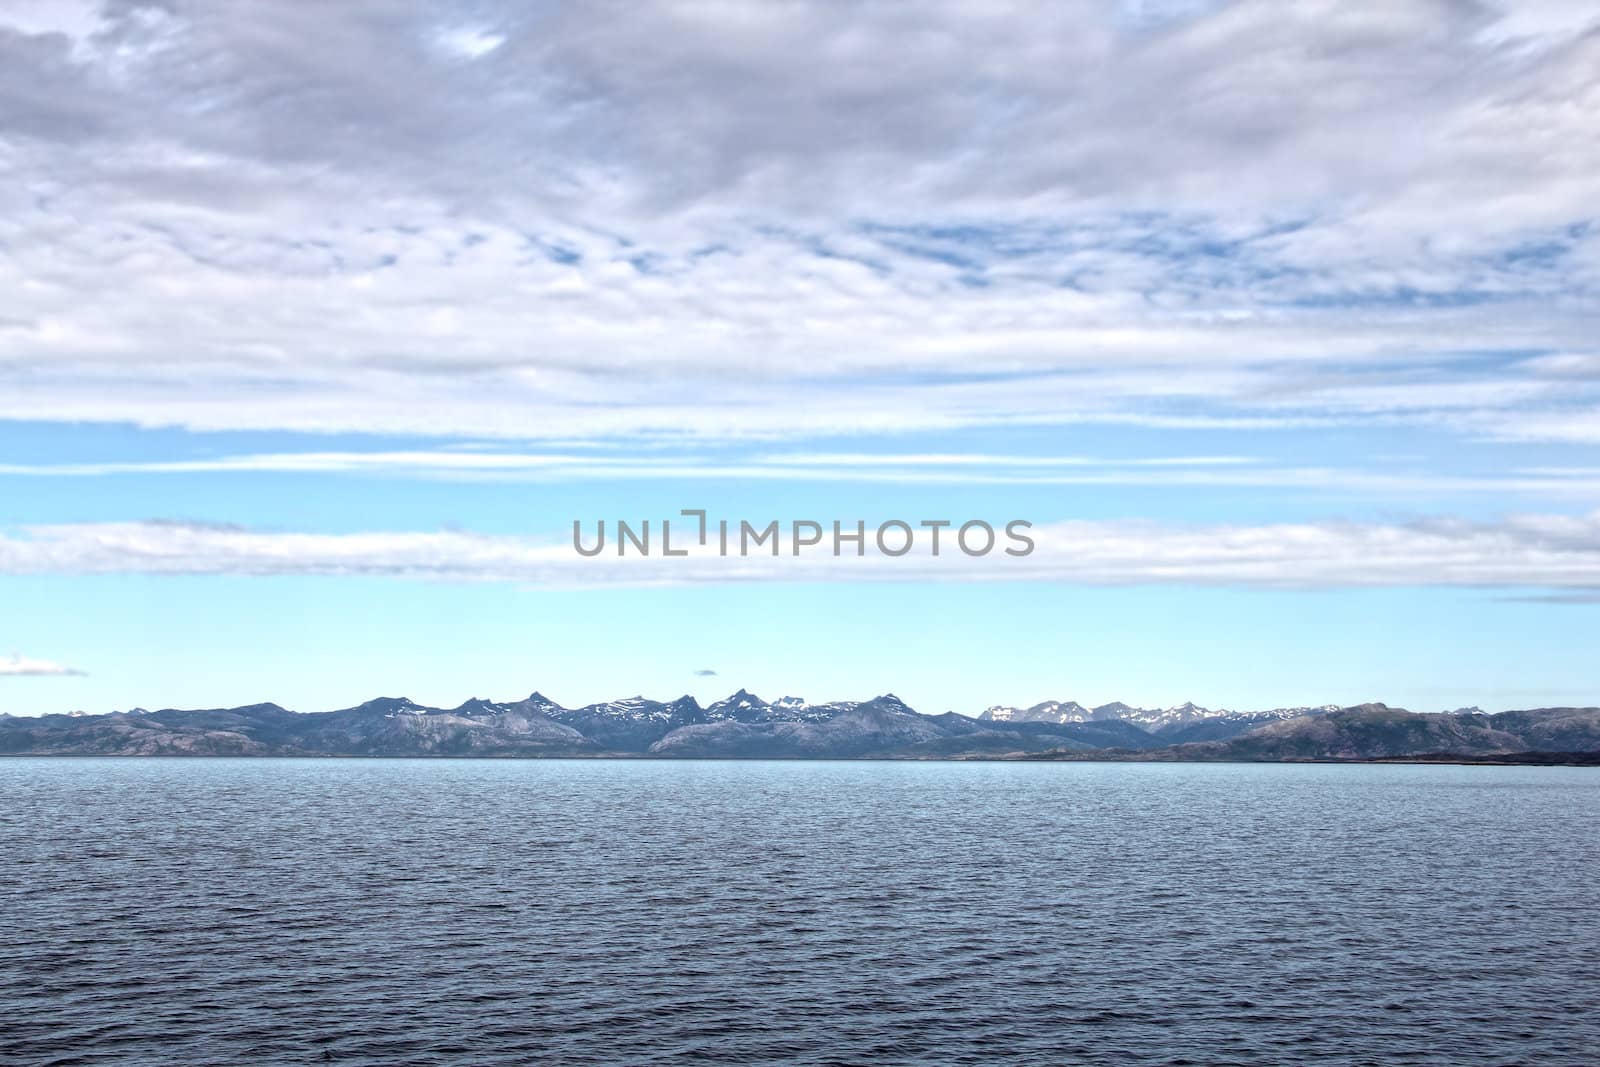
[2,757,1597,1066]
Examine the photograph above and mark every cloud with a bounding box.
[0,654,86,677]
[432,26,506,61]
[693,669,718,677]
[3,449,1600,500]
[3,514,1600,594]
[0,2,1595,442]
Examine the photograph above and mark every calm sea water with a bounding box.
[2,758,1597,1066]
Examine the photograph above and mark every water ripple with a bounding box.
[1,758,1597,1066]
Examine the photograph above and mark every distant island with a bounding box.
[3,691,1599,763]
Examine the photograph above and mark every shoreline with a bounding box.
[4,751,1598,767]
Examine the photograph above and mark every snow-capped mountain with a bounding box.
[1091,701,1139,720]
[6,691,1588,759]
[1265,705,1341,718]
[979,699,1339,735]
[706,688,770,722]
[334,696,430,718]
[702,690,864,724]
[358,690,1341,741]
[979,700,1092,724]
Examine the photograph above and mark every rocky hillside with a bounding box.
[1128,705,1600,762]
[2,693,1597,761]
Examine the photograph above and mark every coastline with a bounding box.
[4,751,1598,766]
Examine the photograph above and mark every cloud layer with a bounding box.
[3,514,1599,594]
[0,653,85,677]
[4,448,1600,500]
[0,1,1597,441]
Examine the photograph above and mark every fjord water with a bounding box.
[3,759,1597,1066]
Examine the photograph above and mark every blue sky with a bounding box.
[2,1,1599,715]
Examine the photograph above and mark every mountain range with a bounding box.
[3,690,1599,761]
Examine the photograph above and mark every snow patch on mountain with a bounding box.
[979,699,1340,733]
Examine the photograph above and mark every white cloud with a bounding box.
[0,654,85,677]
[0,0,104,44]
[753,453,1260,468]
[2,449,1600,498]
[432,26,506,60]
[3,514,1599,593]
[0,1,1594,441]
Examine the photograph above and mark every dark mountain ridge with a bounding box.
[3,692,1599,761]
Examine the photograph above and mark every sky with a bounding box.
[2,0,1599,716]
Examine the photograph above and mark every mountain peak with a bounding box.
[703,688,777,723]
[348,696,421,714]
[6,693,1594,761]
